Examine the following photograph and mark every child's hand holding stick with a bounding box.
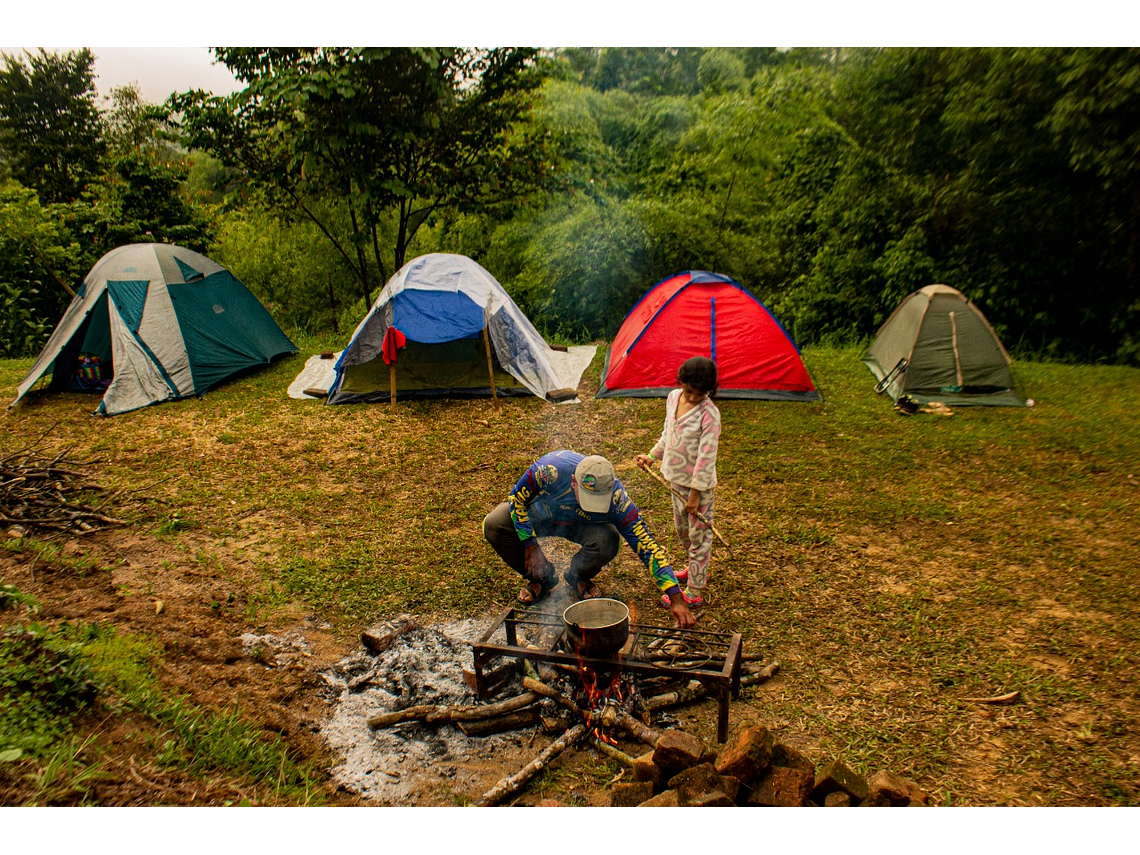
[637,458,733,556]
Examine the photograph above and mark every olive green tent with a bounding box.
[862,284,1025,407]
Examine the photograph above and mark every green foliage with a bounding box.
[73,153,213,252]
[0,48,105,203]
[0,617,99,761]
[521,200,649,339]
[826,47,1140,363]
[0,181,86,358]
[169,47,548,304]
[210,205,353,334]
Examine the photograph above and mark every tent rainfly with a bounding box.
[596,270,821,400]
[10,243,297,416]
[862,284,1024,407]
[326,253,589,404]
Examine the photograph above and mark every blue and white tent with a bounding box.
[324,253,594,404]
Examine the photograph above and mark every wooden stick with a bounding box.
[473,723,588,806]
[957,693,1021,706]
[482,327,499,409]
[389,363,397,408]
[522,675,581,717]
[639,464,733,555]
[367,690,541,729]
[591,738,636,768]
[611,710,661,746]
[457,709,541,737]
[644,660,780,711]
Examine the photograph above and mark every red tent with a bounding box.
[596,270,821,400]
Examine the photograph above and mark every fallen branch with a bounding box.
[961,690,1020,705]
[473,723,589,807]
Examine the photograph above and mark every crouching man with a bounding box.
[482,449,695,629]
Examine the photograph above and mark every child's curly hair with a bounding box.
[676,356,718,396]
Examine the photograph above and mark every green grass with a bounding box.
[2,343,1139,805]
[0,591,328,805]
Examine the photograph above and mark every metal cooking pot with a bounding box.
[562,598,630,658]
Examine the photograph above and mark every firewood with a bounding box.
[521,675,581,717]
[473,723,589,806]
[367,690,541,729]
[644,660,780,711]
[611,710,661,746]
[591,738,636,768]
[1,437,126,536]
[456,709,541,737]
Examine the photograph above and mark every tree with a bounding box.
[0,49,105,203]
[169,47,548,309]
[0,181,86,357]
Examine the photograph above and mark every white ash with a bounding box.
[239,629,313,668]
[319,614,538,804]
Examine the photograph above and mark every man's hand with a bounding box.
[524,541,554,583]
[668,591,696,629]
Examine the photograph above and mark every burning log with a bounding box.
[473,723,589,807]
[608,711,659,747]
[521,675,581,717]
[367,690,541,729]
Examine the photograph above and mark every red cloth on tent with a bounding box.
[382,327,407,365]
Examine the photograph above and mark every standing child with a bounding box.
[636,356,721,609]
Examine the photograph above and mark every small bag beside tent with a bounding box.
[862,284,1024,407]
[10,243,297,416]
[596,270,821,400]
[326,253,594,404]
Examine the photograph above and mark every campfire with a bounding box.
[361,599,780,806]
[336,608,929,807]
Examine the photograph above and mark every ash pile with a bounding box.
[319,613,539,803]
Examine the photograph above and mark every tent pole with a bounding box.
[390,364,397,408]
[482,327,499,409]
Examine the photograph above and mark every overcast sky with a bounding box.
[0,47,241,104]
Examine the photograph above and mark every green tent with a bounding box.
[11,243,296,416]
[862,284,1025,407]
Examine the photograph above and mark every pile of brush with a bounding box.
[1,441,124,535]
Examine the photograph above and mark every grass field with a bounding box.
[2,339,1138,806]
